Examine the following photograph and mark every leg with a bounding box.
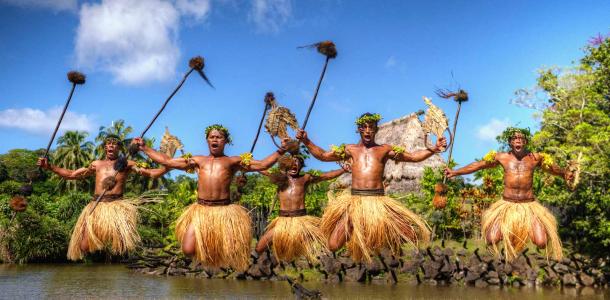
[530,217,548,249]
[181,224,197,257]
[79,224,89,253]
[485,220,502,245]
[328,216,350,252]
[255,228,274,254]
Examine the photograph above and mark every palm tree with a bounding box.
[52,130,95,191]
[95,120,133,158]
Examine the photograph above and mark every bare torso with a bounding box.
[496,152,541,200]
[347,143,391,190]
[92,160,129,195]
[193,155,239,200]
[277,175,310,211]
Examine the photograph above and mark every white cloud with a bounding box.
[385,56,397,68]
[75,0,184,85]
[175,0,211,21]
[0,0,78,12]
[249,0,292,33]
[0,107,95,134]
[476,118,510,142]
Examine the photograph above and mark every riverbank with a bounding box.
[128,241,610,291]
[1,264,608,299]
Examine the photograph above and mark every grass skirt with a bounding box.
[175,203,252,272]
[321,190,430,263]
[67,200,139,261]
[266,215,327,263]
[482,198,562,261]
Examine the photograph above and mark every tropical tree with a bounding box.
[509,35,610,255]
[52,131,95,192]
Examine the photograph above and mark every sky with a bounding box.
[0,0,609,172]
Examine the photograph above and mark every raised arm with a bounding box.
[390,137,447,162]
[296,129,345,162]
[132,137,194,170]
[37,157,95,180]
[309,168,346,183]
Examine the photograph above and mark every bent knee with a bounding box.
[328,239,343,252]
[182,244,196,257]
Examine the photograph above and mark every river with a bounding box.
[0,264,607,299]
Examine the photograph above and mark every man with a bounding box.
[445,127,573,260]
[256,154,346,263]
[296,113,446,263]
[132,124,288,271]
[37,135,168,260]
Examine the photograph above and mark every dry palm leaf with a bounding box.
[160,127,184,158]
[422,96,449,138]
[567,152,582,190]
[265,100,299,140]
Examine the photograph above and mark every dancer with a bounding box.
[132,124,289,271]
[37,135,168,260]
[445,127,573,260]
[296,113,446,262]
[255,154,346,263]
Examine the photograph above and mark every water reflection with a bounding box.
[0,264,607,299]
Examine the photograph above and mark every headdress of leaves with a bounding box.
[500,127,531,142]
[355,113,382,126]
[104,134,123,145]
[205,124,232,144]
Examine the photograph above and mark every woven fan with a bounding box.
[567,152,582,190]
[265,98,299,140]
[422,97,451,152]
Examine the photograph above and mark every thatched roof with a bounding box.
[330,113,446,194]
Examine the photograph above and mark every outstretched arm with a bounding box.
[246,150,285,171]
[391,137,447,162]
[37,157,95,180]
[129,161,170,179]
[296,129,345,162]
[132,138,194,170]
[446,160,499,178]
[310,168,346,183]
[538,153,573,181]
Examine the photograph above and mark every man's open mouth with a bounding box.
[211,143,219,149]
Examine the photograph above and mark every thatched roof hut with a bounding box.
[330,113,446,194]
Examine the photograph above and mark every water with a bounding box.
[0,264,607,299]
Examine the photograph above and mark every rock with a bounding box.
[338,257,355,269]
[487,277,501,285]
[453,271,465,281]
[421,260,441,279]
[457,249,468,257]
[443,248,455,257]
[486,271,499,279]
[325,274,342,283]
[553,263,570,274]
[465,271,480,284]
[526,269,538,282]
[475,278,489,288]
[426,279,438,285]
[366,259,383,276]
[247,265,263,279]
[578,273,595,286]
[401,260,422,274]
[562,273,578,286]
[320,255,341,274]
[345,266,367,282]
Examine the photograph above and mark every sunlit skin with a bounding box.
[254,158,346,253]
[37,140,168,254]
[133,129,288,257]
[296,121,447,251]
[445,133,573,248]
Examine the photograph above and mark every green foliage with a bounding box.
[0,149,44,183]
[52,130,95,192]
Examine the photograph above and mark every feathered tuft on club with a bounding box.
[67,71,86,85]
[102,176,117,190]
[435,88,469,102]
[299,40,338,59]
[9,196,28,212]
[189,56,205,71]
[264,92,276,106]
[432,183,448,209]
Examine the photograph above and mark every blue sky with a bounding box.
[0,0,609,171]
